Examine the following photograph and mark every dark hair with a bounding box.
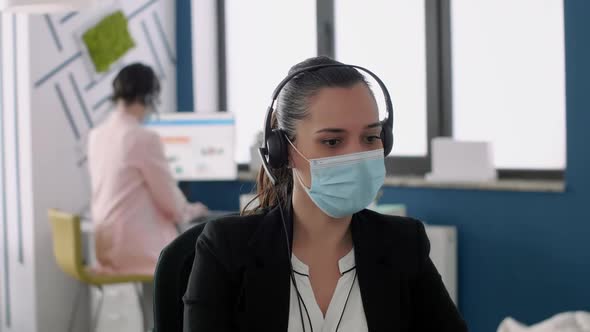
[243,56,372,214]
[111,63,161,107]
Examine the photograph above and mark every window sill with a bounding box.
[382,176,565,193]
[238,171,565,193]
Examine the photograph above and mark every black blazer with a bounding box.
[183,204,468,331]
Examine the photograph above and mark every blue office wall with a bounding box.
[179,180,255,211]
[176,0,193,112]
[177,2,590,331]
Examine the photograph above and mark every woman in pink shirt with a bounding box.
[87,63,207,329]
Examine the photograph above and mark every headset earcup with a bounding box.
[267,129,289,168]
[381,125,394,156]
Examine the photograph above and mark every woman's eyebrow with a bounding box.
[315,128,346,134]
[315,122,382,134]
[366,122,382,129]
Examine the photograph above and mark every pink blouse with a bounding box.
[87,111,203,275]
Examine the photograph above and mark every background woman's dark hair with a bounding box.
[111,63,161,107]
[242,56,373,215]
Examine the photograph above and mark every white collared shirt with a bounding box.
[288,249,368,332]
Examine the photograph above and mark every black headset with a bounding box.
[258,63,394,185]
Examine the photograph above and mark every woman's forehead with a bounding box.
[303,84,380,127]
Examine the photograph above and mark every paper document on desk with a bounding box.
[426,137,497,182]
[497,311,590,332]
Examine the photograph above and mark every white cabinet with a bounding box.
[424,225,458,304]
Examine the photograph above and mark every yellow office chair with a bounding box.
[48,209,153,332]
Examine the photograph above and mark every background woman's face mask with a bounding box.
[288,138,386,218]
[142,94,161,123]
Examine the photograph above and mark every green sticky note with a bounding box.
[82,11,135,73]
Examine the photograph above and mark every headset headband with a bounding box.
[263,64,393,147]
[259,63,394,185]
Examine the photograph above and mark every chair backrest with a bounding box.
[153,221,208,332]
[47,209,86,282]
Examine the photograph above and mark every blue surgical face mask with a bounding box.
[287,139,386,218]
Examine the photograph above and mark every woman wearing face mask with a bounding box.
[183,56,467,331]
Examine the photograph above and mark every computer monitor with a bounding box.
[144,112,237,181]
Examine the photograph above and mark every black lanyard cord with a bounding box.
[335,269,358,332]
[278,200,314,332]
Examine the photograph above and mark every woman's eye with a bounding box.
[365,135,381,143]
[322,139,341,147]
